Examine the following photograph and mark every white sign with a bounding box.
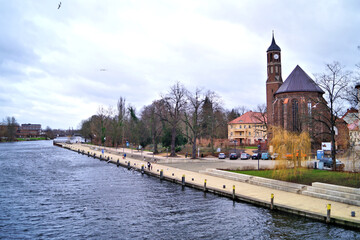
[322,142,331,151]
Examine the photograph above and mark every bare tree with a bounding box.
[4,116,18,141]
[251,104,267,139]
[117,97,127,147]
[158,82,187,157]
[183,88,205,158]
[141,100,163,154]
[314,62,352,170]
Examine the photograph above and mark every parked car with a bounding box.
[240,153,250,160]
[229,153,238,160]
[218,153,226,159]
[251,153,259,159]
[270,153,279,160]
[319,157,344,170]
[261,152,270,160]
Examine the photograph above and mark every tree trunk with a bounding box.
[192,135,197,159]
[170,126,176,157]
[332,129,337,171]
[153,134,158,154]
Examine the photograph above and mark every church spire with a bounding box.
[267,31,281,52]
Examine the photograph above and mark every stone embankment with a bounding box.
[56,142,360,230]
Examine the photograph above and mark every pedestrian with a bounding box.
[147,161,151,170]
[185,152,188,158]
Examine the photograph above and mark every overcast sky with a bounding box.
[0,0,359,129]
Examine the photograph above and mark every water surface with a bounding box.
[0,141,359,239]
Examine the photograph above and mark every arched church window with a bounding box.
[292,99,299,131]
[307,102,312,116]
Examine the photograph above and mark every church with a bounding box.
[265,34,330,148]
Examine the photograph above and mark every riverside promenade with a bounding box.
[58,143,360,230]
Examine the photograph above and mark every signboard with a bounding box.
[321,142,331,151]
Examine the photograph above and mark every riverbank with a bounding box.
[58,142,360,230]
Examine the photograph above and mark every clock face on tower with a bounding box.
[274,54,279,60]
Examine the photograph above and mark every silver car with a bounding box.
[218,153,226,159]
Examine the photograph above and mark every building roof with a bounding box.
[228,111,266,124]
[275,65,325,95]
[267,34,281,52]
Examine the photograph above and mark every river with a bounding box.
[0,141,359,239]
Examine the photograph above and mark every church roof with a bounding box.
[275,65,325,95]
[267,34,281,52]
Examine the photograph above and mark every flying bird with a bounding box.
[58,2,61,9]
[100,69,107,71]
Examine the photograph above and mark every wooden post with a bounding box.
[204,179,207,192]
[271,193,274,210]
[326,204,331,223]
[127,161,130,170]
[182,174,185,186]
[233,185,235,200]
[160,169,163,179]
[141,165,144,174]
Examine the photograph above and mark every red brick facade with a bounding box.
[265,35,331,149]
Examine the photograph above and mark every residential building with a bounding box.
[228,111,267,145]
[17,124,42,138]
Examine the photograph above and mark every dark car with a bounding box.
[319,157,344,169]
[229,153,238,160]
[251,153,259,159]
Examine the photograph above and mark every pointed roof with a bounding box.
[267,32,281,52]
[275,65,325,95]
[228,111,266,124]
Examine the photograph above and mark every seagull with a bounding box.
[100,69,107,71]
[58,2,61,9]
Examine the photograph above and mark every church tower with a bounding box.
[266,32,283,127]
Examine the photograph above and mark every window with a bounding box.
[292,99,299,131]
[244,125,246,129]
[249,132,251,136]
[307,102,312,116]
[230,132,233,136]
[275,66,278,73]
[271,66,273,73]
[249,125,251,128]
[231,125,233,129]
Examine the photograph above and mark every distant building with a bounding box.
[17,124,42,138]
[228,111,267,145]
[342,108,359,148]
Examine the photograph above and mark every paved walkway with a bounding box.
[60,143,360,229]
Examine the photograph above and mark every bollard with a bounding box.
[88,151,90,157]
[271,193,274,210]
[127,161,131,170]
[100,155,102,160]
[160,169,164,179]
[93,153,96,158]
[223,185,226,189]
[117,159,120,167]
[326,204,331,223]
[233,185,236,200]
[141,165,144,174]
[351,211,356,217]
[182,174,185,186]
[107,156,110,161]
[204,179,207,192]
